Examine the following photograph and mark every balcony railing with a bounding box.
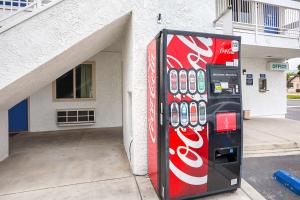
[0,0,54,32]
[215,0,300,38]
[0,0,34,11]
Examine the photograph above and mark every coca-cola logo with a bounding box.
[167,36,213,186]
[169,128,207,185]
[148,50,156,143]
[219,48,234,55]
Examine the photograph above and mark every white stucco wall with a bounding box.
[29,51,122,132]
[0,110,8,161]
[241,58,287,117]
[122,17,134,169]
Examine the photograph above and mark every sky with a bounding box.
[288,58,300,72]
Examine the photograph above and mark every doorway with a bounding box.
[8,99,29,133]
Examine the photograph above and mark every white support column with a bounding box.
[0,110,8,161]
[223,8,233,35]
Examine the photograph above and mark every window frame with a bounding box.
[53,61,96,102]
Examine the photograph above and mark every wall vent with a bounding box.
[56,109,95,126]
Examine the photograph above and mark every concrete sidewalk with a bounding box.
[0,128,139,200]
[243,118,300,157]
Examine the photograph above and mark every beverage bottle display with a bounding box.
[197,70,206,93]
[190,102,197,125]
[180,102,189,126]
[171,103,179,127]
[170,70,178,93]
[199,101,207,125]
[189,71,196,93]
[180,71,187,92]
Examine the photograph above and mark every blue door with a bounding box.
[9,99,28,133]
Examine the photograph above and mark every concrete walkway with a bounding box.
[0,127,262,200]
[0,128,140,200]
[244,118,300,157]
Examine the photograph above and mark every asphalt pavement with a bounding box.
[243,155,300,200]
[286,99,300,121]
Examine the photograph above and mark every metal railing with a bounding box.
[216,0,300,38]
[0,0,52,29]
[0,0,34,11]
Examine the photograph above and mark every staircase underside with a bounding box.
[0,0,132,110]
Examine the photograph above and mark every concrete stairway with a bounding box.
[0,0,132,110]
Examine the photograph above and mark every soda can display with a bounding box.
[188,70,197,94]
[169,69,178,94]
[180,102,189,127]
[179,70,188,94]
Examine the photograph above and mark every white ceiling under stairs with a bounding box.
[0,0,132,110]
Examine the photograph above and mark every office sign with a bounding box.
[269,62,289,71]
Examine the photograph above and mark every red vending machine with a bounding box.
[147,29,242,200]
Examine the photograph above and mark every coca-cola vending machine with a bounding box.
[147,29,242,200]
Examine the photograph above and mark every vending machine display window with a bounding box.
[179,70,188,94]
[189,102,198,126]
[169,69,178,94]
[197,69,206,94]
[188,70,197,94]
[170,102,179,127]
[215,112,237,133]
[199,101,207,125]
[179,101,189,127]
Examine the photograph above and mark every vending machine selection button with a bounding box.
[197,70,206,94]
[189,102,198,126]
[180,102,189,127]
[188,70,197,94]
[216,112,237,133]
[179,70,188,94]
[199,101,207,125]
[169,69,178,94]
[170,102,179,127]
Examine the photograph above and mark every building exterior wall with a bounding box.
[29,51,122,132]
[241,58,287,117]
[0,110,8,161]
[121,17,134,170]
